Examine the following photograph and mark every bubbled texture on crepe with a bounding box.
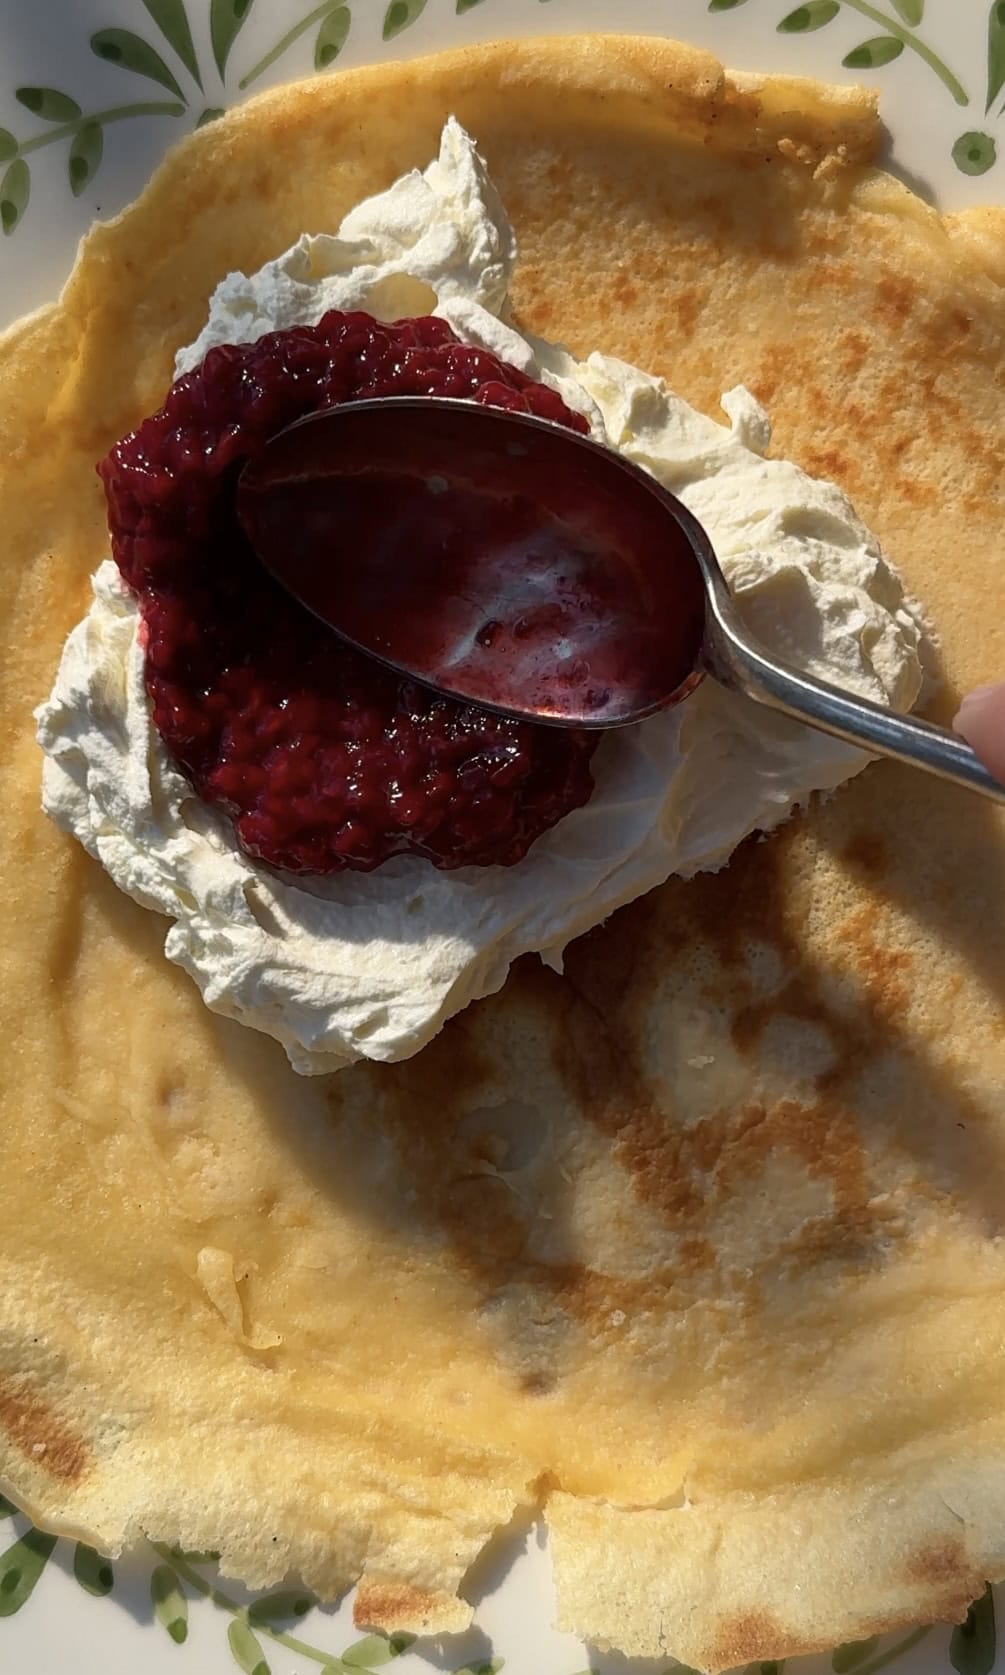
[1,33,1004,1669]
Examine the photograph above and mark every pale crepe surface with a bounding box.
[0,33,1004,1670]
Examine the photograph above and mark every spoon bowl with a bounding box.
[237,396,708,728]
[237,395,1005,805]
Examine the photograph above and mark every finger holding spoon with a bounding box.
[955,686,1005,784]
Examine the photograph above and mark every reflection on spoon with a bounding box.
[238,397,1005,804]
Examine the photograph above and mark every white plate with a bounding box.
[0,2,1002,1673]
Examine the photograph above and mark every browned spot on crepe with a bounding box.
[710,1611,797,1669]
[0,1379,87,1483]
[353,1577,469,1635]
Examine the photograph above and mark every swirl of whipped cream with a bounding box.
[36,119,927,1074]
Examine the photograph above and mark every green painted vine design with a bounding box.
[0,0,1001,237]
[0,0,356,234]
[0,1494,504,1673]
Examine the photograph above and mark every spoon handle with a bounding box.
[700,580,1005,807]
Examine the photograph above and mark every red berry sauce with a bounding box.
[98,312,598,874]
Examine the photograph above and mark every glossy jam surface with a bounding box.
[99,312,597,874]
[240,399,707,728]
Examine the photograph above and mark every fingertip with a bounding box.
[954,683,1005,785]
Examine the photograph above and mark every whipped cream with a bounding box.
[36,120,927,1075]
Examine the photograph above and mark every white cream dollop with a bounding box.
[36,120,927,1075]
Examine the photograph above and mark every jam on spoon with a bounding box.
[238,394,1005,806]
[237,397,707,728]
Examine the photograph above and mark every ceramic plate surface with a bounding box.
[0,2,1002,1672]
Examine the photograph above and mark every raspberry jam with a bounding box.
[99,313,598,875]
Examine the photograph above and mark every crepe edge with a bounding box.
[0,34,880,375]
[549,1459,1005,1669]
[2,28,1005,1671]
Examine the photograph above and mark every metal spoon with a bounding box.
[237,395,1005,805]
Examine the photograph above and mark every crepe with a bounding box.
[1,33,1004,1670]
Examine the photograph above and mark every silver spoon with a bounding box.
[237,395,1005,805]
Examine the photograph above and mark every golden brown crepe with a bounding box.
[1,34,1004,1670]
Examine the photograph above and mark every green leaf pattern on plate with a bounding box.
[952,1587,998,1675]
[16,86,82,120]
[988,0,1005,112]
[246,1587,316,1625]
[68,120,104,194]
[769,0,964,110]
[843,35,905,66]
[228,1617,270,1675]
[383,0,429,41]
[0,156,30,234]
[211,0,256,77]
[151,1562,190,1643]
[778,1,840,31]
[952,128,998,172]
[342,1632,403,1665]
[141,0,203,86]
[72,1542,114,1596]
[91,28,187,98]
[315,5,352,69]
[0,1527,57,1614]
